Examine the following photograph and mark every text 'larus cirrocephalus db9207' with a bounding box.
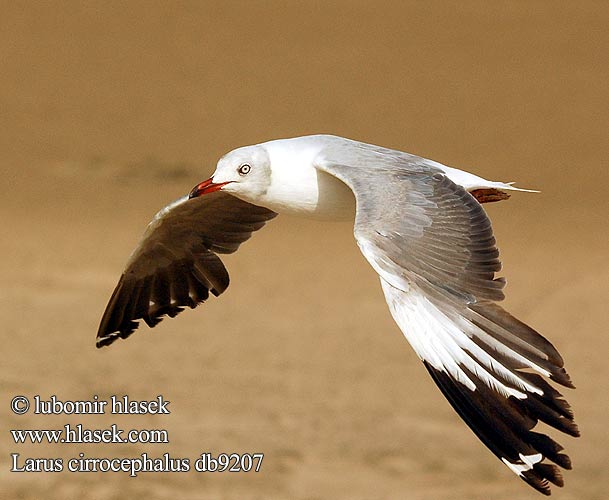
[97,134,579,495]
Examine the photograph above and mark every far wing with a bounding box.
[97,191,277,348]
[316,152,578,495]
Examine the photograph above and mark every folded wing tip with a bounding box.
[96,321,139,348]
[96,332,119,348]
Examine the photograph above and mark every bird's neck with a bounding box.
[255,142,355,220]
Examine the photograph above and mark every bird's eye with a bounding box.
[238,163,251,176]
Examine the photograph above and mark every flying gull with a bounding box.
[97,135,578,495]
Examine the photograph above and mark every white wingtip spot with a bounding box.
[520,452,543,467]
[501,453,543,476]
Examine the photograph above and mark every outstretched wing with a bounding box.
[315,147,578,495]
[97,191,277,348]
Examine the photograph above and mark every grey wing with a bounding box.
[313,137,504,301]
[317,152,505,302]
[97,191,277,348]
[316,151,578,495]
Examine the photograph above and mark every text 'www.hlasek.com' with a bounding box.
[8,395,263,476]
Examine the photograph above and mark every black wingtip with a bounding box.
[422,360,576,496]
[96,334,117,349]
[96,320,139,348]
[95,259,224,348]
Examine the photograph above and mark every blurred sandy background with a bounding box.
[1,1,608,499]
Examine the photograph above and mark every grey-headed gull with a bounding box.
[97,135,578,495]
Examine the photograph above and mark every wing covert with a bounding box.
[316,157,505,303]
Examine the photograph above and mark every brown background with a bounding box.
[2,2,608,499]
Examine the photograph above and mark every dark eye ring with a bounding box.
[238,163,251,175]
